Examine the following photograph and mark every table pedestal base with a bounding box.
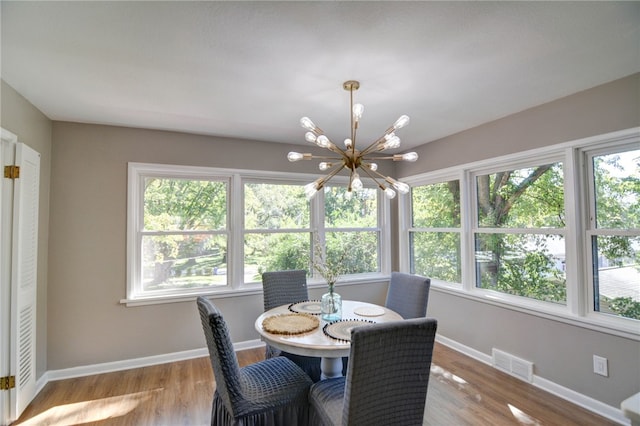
[320,357,343,380]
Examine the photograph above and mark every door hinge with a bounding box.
[4,165,20,179]
[0,375,15,390]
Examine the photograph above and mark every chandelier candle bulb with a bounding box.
[316,135,332,149]
[305,132,317,143]
[351,172,363,191]
[394,152,419,162]
[393,115,410,129]
[287,152,313,162]
[300,117,318,132]
[384,187,397,199]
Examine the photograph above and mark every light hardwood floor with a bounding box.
[12,343,618,425]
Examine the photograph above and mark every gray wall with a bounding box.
[1,80,52,379]
[397,73,640,408]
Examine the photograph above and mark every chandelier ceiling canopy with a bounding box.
[288,80,418,199]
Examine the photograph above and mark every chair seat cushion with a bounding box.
[238,357,312,413]
[309,377,346,425]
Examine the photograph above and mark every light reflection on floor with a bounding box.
[430,363,481,402]
[17,389,159,426]
[429,363,543,425]
[508,403,542,425]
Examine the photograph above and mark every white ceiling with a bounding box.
[2,1,639,152]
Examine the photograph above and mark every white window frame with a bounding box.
[399,127,640,340]
[320,184,385,280]
[581,141,640,328]
[124,163,391,306]
[468,153,567,302]
[403,172,465,289]
[241,177,313,285]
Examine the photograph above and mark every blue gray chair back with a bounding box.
[197,296,313,424]
[384,272,431,319]
[262,270,323,382]
[196,296,244,417]
[309,317,438,426]
[262,269,309,310]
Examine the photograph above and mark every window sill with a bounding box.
[121,273,391,307]
[430,281,640,341]
[120,287,264,307]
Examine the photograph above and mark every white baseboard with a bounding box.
[435,335,629,426]
[44,339,265,382]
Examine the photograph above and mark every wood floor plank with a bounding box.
[12,343,618,425]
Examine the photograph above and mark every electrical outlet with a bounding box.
[593,355,608,377]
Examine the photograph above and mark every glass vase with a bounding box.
[321,289,342,321]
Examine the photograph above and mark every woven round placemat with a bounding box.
[262,313,320,335]
[322,319,375,342]
[288,300,322,315]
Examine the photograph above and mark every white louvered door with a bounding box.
[0,130,40,424]
[10,142,40,421]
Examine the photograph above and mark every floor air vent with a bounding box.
[491,348,534,382]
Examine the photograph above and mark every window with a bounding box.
[402,128,639,336]
[473,161,566,304]
[244,181,310,282]
[127,164,390,303]
[323,186,380,275]
[127,164,230,300]
[409,179,462,283]
[586,146,640,321]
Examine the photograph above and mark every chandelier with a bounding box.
[287,80,418,199]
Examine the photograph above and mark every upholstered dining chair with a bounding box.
[262,269,323,382]
[340,272,431,376]
[309,317,438,426]
[196,296,312,425]
[385,271,431,319]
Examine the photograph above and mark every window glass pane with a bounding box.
[593,235,640,320]
[244,233,310,281]
[411,180,460,228]
[325,187,377,228]
[477,163,564,228]
[245,183,309,229]
[144,178,226,231]
[475,233,566,303]
[410,232,461,282]
[324,231,378,275]
[142,234,227,291]
[593,149,640,229]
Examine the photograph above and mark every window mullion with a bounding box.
[230,174,243,289]
[462,169,475,292]
[564,147,586,316]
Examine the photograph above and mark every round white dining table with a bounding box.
[255,299,402,379]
